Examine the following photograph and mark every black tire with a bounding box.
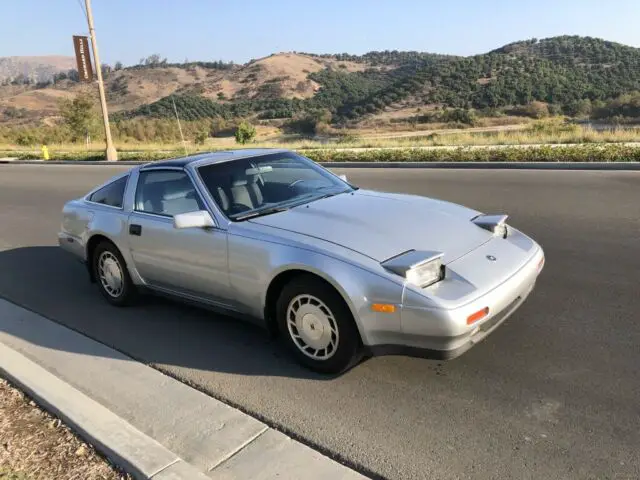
[276,274,362,374]
[91,241,137,307]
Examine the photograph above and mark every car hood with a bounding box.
[249,189,492,264]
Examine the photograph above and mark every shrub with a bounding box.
[235,121,256,144]
[194,130,208,145]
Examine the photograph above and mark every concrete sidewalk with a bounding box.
[0,298,369,480]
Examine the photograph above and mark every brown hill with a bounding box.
[0,52,366,123]
[191,52,366,101]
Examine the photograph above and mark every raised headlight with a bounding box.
[406,256,444,288]
[472,214,509,238]
[381,250,445,288]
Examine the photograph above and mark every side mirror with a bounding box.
[339,174,348,182]
[173,210,215,229]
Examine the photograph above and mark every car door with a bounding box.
[126,167,232,307]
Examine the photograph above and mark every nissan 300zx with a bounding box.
[58,149,545,374]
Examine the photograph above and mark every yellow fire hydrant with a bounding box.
[41,145,49,160]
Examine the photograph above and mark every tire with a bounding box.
[91,241,137,307]
[276,274,362,374]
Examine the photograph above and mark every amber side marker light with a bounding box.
[538,256,545,271]
[372,303,396,313]
[467,307,489,325]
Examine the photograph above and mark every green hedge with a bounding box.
[7,144,640,163]
[302,145,640,163]
[12,150,184,162]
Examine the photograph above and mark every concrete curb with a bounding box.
[2,158,640,170]
[0,298,369,480]
[0,342,211,480]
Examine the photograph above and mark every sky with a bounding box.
[2,0,640,66]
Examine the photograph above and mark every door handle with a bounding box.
[129,224,142,236]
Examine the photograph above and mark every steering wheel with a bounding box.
[288,179,307,189]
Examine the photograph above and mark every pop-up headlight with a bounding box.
[472,214,509,238]
[381,250,445,288]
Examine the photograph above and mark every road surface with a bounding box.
[0,164,638,480]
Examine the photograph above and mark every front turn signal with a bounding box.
[467,307,489,325]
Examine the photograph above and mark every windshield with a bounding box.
[197,151,354,221]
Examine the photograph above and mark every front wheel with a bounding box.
[92,241,137,306]
[276,275,362,374]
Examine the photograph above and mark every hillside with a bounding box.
[338,36,640,123]
[0,52,372,123]
[0,56,76,84]
[1,36,640,130]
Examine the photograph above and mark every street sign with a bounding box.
[72,35,94,82]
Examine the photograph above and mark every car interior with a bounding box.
[201,163,303,216]
[136,174,204,217]
[211,169,266,214]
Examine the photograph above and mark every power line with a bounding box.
[75,0,88,23]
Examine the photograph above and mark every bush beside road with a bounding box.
[3,143,640,164]
[303,144,640,163]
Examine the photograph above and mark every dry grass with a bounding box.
[0,89,74,114]
[0,378,131,480]
[199,52,359,101]
[1,123,638,158]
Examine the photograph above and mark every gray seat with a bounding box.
[230,173,263,210]
[212,186,230,212]
[140,178,202,216]
[141,182,165,213]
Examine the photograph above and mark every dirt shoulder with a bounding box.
[0,377,131,480]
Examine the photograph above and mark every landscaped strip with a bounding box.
[4,144,640,163]
[302,144,640,163]
[0,377,132,480]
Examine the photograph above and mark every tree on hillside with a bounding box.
[114,61,123,71]
[139,54,168,67]
[67,69,80,82]
[58,92,100,142]
[235,121,256,144]
[101,64,112,79]
[524,101,550,119]
[564,98,592,117]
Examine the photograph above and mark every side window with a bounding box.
[134,170,205,217]
[88,175,128,208]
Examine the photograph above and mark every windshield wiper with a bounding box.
[310,188,352,202]
[234,205,291,221]
[235,188,354,220]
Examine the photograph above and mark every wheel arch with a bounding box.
[86,234,115,282]
[85,234,132,283]
[262,266,364,343]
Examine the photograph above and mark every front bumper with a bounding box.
[366,246,544,361]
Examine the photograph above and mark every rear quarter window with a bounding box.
[88,175,128,208]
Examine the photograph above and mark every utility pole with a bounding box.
[85,0,117,161]
[172,96,188,156]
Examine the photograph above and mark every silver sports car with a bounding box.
[58,149,545,374]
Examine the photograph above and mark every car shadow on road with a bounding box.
[0,246,339,381]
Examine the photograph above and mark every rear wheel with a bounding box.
[276,275,362,374]
[92,241,137,306]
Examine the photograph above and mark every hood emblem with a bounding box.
[486,255,497,261]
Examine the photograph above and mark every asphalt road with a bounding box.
[1,164,639,480]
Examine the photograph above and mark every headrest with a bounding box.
[231,173,258,187]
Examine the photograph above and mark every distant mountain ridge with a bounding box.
[0,56,76,83]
